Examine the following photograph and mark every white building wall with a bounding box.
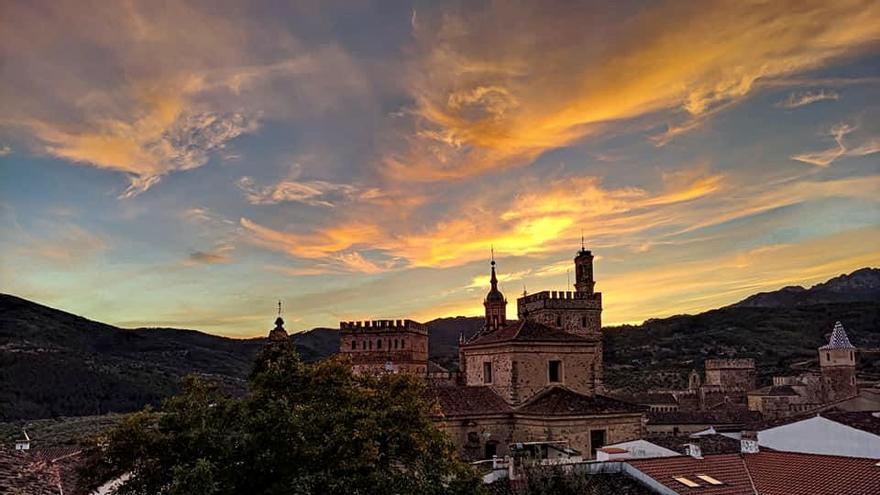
[601,439,680,460]
[758,416,880,458]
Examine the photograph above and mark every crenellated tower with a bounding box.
[517,245,602,338]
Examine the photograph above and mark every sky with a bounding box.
[1,1,879,338]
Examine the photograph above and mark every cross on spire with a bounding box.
[277,300,282,317]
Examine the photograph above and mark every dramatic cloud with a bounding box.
[385,0,880,180]
[775,90,840,108]
[0,1,367,196]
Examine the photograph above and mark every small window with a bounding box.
[850,351,854,361]
[673,477,700,488]
[369,340,373,350]
[826,352,830,361]
[483,362,493,384]
[581,316,587,327]
[851,376,855,385]
[362,341,367,350]
[377,339,382,349]
[351,341,357,351]
[696,475,723,486]
[556,315,562,326]
[549,360,562,383]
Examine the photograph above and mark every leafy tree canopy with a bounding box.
[81,338,484,495]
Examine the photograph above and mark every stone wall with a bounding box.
[516,291,602,337]
[463,342,601,404]
[438,413,643,460]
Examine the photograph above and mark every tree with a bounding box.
[81,338,484,495]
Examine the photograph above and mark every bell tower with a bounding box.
[574,237,595,294]
[819,321,858,402]
[484,249,507,331]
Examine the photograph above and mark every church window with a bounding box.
[369,340,373,350]
[351,341,356,351]
[549,360,562,383]
[556,315,562,326]
[483,362,493,384]
[362,341,367,350]
[826,352,830,361]
[377,339,382,349]
[850,351,854,361]
[851,376,855,385]
[581,316,587,327]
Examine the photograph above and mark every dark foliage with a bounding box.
[78,339,484,495]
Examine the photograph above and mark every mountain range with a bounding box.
[1,268,878,421]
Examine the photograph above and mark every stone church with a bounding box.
[431,247,644,460]
[337,246,644,460]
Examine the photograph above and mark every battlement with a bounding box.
[519,290,600,304]
[339,319,427,334]
[705,358,755,370]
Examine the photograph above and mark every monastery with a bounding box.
[340,246,645,459]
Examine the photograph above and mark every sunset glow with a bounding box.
[1,1,878,336]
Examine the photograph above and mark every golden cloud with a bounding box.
[386,0,880,180]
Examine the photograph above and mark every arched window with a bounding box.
[362,341,367,350]
[369,340,373,350]
[556,315,562,326]
[351,341,356,351]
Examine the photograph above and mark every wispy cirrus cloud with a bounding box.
[237,176,383,208]
[186,245,234,266]
[791,123,879,166]
[384,1,879,181]
[775,89,840,108]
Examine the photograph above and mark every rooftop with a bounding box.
[517,386,645,416]
[646,434,744,456]
[628,451,880,495]
[463,319,597,347]
[647,410,763,426]
[819,321,856,350]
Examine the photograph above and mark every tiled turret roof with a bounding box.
[819,321,855,350]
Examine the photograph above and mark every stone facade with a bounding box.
[704,358,756,390]
[339,319,429,376]
[462,340,602,404]
[430,249,644,460]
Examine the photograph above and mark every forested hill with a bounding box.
[2,267,878,420]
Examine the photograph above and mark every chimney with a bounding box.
[740,431,759,454]
[684,443,702,459]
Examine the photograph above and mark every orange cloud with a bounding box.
[387,0,880,180]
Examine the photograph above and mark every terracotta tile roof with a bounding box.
[820,410,880,435]
[463,319,597,346]
[516,386,644,416]
[646,434,743,455]
[647,410,762,426]
[628,451,880,495]
[426,386,512,417]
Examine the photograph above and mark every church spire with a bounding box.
[269,300,289,341]
[484,247,507,331]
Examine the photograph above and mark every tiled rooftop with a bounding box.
[427,386,513,416]
[819,321,856,350]
[646,434,743,456]
[517,386,644,416]
[463,319,597,346]
[647,410,762,426]
[628,451,880,495]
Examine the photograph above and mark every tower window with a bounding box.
[581,316,587,328]
[826,352,830,361]
[351,341,356,351]
[549,360,562,383]
[850,351,854,361]
[362,341,367,350]
[377,339,382,349]
[483,362,493,384]
[369,340,373,350]
[556,315,562,326]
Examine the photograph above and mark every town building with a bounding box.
[748,321,860,418]
[430,247,645,460]
[339,319,429,376]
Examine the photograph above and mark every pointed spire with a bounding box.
[270,301,289,341]
[820,321,855,350]
[485,248,504,303]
